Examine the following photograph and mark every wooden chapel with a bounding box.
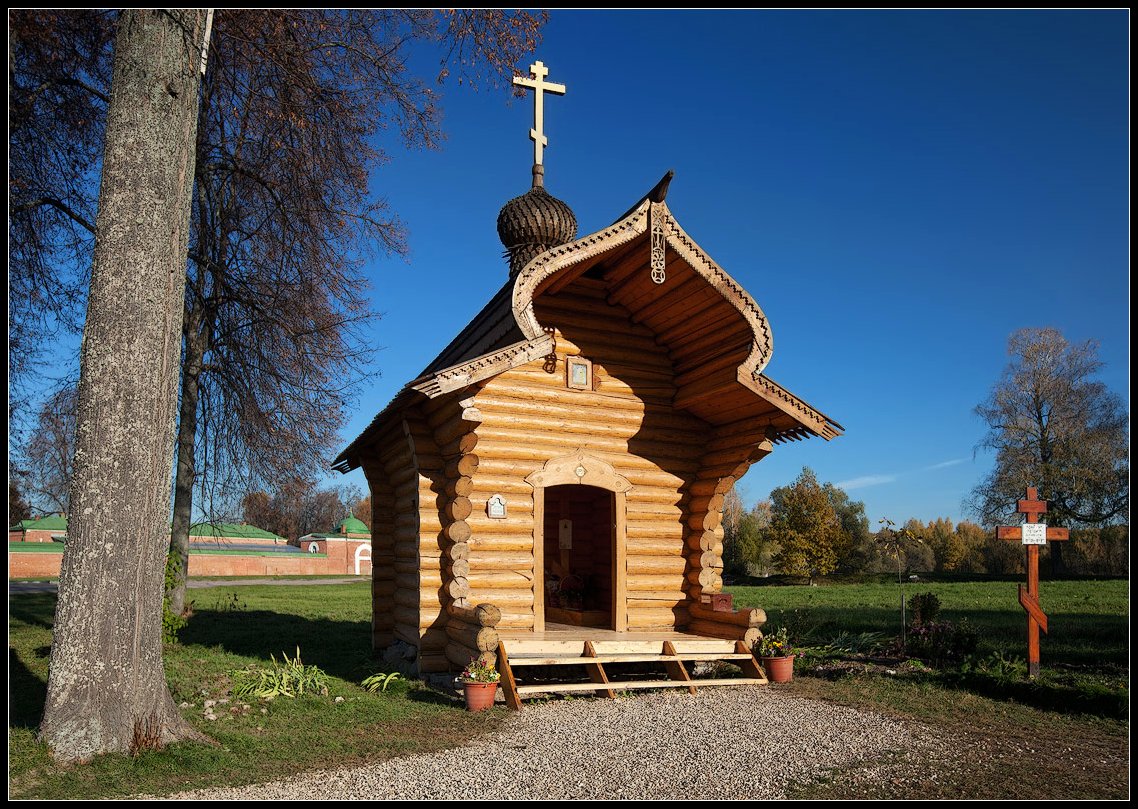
[333,61,841,702]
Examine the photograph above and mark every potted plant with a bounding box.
[754,626,796,683]
[460,657,500,711]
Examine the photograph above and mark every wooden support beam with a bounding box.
[497,642,522,711]
[662,640,697,696]
[583,640,616,699]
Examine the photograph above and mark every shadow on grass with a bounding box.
[178,609,374,682]
[406,688,458,707]
[9,648,48,729]
[941,670,1129,718]
[8,592,57,630]
[740,603,1127,669]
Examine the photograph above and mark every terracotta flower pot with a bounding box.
[462,680,498,711]
[760,654,795,683]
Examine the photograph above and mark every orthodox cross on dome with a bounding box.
[995,487,1070,679]
[513,60,566,179]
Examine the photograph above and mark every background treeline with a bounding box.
[724,467,1128,580]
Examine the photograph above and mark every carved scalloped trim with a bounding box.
[512,200,651,337]
[524,449,633,492]
[743,371,842,439]
[411,334,555,398]
[659,201,773,375]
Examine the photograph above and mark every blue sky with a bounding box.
[336,10,1129,526]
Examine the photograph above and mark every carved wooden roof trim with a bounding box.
[743,370,844,440]
[512,199,651,338]
[658,201,773,377]
[411,334,555,397]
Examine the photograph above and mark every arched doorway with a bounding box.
[542,484,613,628]
[526,451,630,631]
[354,542,372,576]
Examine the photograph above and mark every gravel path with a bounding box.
[158,686,947,800]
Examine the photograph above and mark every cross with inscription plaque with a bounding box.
[995,487,1069,678]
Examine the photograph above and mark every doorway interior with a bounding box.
[542,484,614,629]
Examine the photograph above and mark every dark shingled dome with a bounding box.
[497,185,577,277]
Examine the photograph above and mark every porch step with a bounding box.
[496,637,769,710]
[503,638,738,656]
[515,678,768,695]
[509,652,756,666]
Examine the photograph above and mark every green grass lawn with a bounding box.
[9,582,500,800]
[728,577,1128,667]
[8,578,1130,800]
[729,577,1129,799]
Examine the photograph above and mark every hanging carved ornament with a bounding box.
[543,326,558,373]
[650,203,666,284]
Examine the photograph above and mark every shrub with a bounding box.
[162,551,187,644]
[907,592,942,626]
[906,620,979,666]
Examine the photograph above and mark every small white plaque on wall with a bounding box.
[487,494,507,520]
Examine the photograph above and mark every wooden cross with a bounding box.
[513,60,566,168]
[996,487,1069,678]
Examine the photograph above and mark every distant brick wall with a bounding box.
[10,529,59,543]
[9,539,372,579]
[9,551,64,578]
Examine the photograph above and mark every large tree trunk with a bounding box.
[40,9,211,763]
[168,320,207,616]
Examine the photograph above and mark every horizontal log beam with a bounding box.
[445,622,500,653]
[626,555,687,576]
[688,604,766,628]
[446,602,502,627]
[446,642,495,671]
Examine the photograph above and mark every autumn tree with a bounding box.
[970,327,1129,574]
[166,9,545,612]
[822,482,870,573]
[1064,525,1128,576]
[769,468,847,584]
[353,494,373,528]
[952,520,990,574]
[38,9,210,762]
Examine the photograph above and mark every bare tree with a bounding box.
[19,386,78,514]
[970,328,1129,573]
[9,9,546,616]
[240,480,356,541]
[8,11,112,414]
[39,9,210,762]
[9,471,33,526]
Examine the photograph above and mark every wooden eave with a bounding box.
[334,176,841,474]
[512,191,840,440]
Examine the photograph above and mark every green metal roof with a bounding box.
[188,522,286,542]
[335,515,370,536]
[14,514,69,532]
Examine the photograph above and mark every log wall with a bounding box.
[360,420,413,653]
[361,274,779,668]
[467,277,713,631]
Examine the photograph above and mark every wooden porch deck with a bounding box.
[497,623,714,643]
[495,623,768,709]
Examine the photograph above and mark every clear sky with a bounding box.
[335,10,1129,527]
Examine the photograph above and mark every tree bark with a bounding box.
[39,9,210,763]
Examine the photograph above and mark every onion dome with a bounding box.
[497,181,577,278]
